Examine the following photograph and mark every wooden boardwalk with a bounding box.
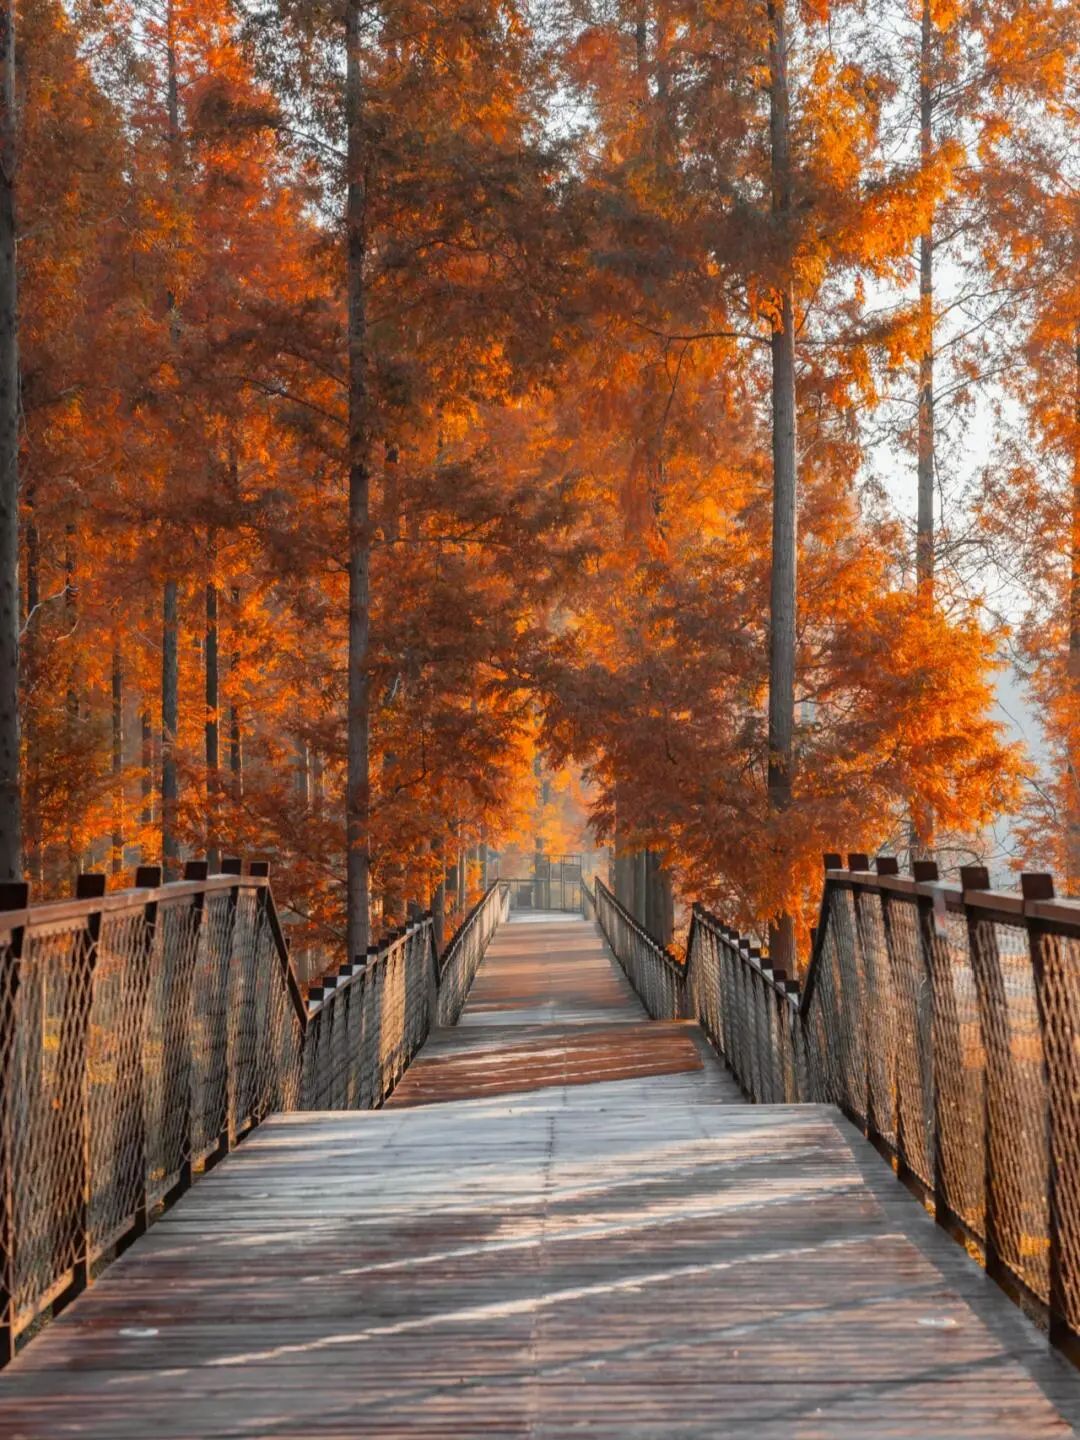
[2,912,1080,1437]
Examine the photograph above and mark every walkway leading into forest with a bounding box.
[2,912,1080,1437]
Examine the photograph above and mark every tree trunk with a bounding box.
[312,747,324,815]
[0,0,20,883]
[160,7,181,879]
[64,526,78,886]
[229,584,242,805]
[161,579,179,877]
[345,0,372,961]
[205,545,220,872]
[111,632,123,874]
[766,0,797,974]
[456,837,467,915]
[613,784,633,910]
[916,0,935,599]
[911,0,936,858]
[293,737,311,835]
[23,492,42,887]
[140,703,153,830]
[432,874,446,953]
[1068,331,1080,890]
[647,853,674,946]
[634,849,648,927]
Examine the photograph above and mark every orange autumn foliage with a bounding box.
[7,0,1070,967]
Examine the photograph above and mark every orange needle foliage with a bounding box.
[3,0,1069,966]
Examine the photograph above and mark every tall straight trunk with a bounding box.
[444,852,458,925]
[140,706,153,829]
[64,526,78,884]
[633,850,647,927]
[432,875,446,952]
[345,0,372,961]
[229,584,242,804]
[312,747,324,815]
[161,579,179,877]
[24,481,35,615]
[294,738,310,807]
[0,0,20,883]
[379,444,407,928]
[205,546,220,872]
[910,0,936,858]
[160,8,181,878]
[646,852,674,946]
[22,488,39,886]
[456,837,467,915]
[1068,333,1080,890]
[916,0,935,598]
[766,0,797,974]
[613,783,633,910]
[111,633,123,874]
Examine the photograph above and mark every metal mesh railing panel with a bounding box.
[3,873,509,1354]
[196,891,240,1161]
[1039,931,1080,1332]
[684,913,800,1104]
[883,895,935,1190]
[683,868,1080,1352]
[970,914,1050,1304]
[853,890,896,1148]
[929,909,986,1238]
[144,898,201,1204]
[6,919,90,1320]
[87,908,150,1254]
[437,884,510,1027]
[593,881,683,1020]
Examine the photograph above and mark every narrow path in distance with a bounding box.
[386,908,739,1107]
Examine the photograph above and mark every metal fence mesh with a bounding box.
[593,880,684,1020]
[587,866,1080,1353]
[1,873,508,1356]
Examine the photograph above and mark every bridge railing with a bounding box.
[591,858,1080,1358]
[684,905,804,1105]
[594,879,684,1018]
[0,864,508,1360]
[437,881,511,1026]
[800,856,1080,1356]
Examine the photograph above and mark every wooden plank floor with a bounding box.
[2,912,1079,1437]
[386,910,737,1107]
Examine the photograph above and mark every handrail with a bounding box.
[0,865,509,1361]
[592,878,686,1019]
[596,854,1080,1363]
[436,881,510,1026]
[791,854,1080,1357]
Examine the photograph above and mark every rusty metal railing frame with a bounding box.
[588,858,1080,1364]
[593,878,685,1018]
[0,865,508,1362]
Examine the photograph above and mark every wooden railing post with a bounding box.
[0,881,28,1364]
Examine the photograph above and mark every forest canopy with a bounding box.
[0,0,1076,970]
